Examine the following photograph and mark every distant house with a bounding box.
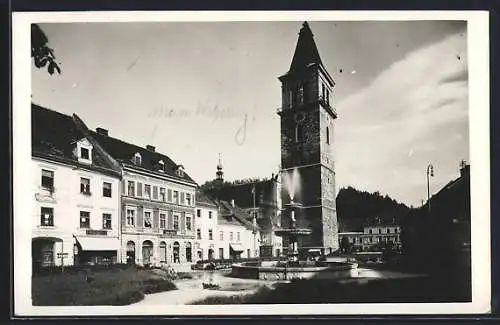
[194,190,261,261]
[339,218,402,253]
[202,157,282,257]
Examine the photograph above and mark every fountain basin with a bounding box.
[231,261,358,281]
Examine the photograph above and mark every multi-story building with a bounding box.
[211,176,283,257]
[31,104,122,271]
[194,190,219,260]
[217,200,261,260]
[338,222,402,252]
[90,128,197,267]
[203,157,282,257]
[194,190,261,261]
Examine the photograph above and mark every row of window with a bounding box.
[40,207,112,229]
[196,228,241,242]
[41,169,113,197]
[293,123,330,145]
[364,236,400,244]
[196,209,212,219]
[286,82,331,108]
[367,227,400,235]
[125,180,193,206]
[125,208,192,231]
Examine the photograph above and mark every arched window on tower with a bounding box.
[288,90,293,108]
[295,124,303,143]
[297,86,303,105]
[302,83,309,103]
[326,126,330,145]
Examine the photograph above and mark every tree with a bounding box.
[31,24,61,75]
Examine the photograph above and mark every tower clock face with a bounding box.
[294,112,306,123]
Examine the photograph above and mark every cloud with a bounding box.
[335,29,468,206]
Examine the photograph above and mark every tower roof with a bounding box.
[289,22,323,72]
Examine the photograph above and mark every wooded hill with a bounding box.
[336,186,411,232]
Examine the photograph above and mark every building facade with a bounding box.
[339,223,402,253]
[90,129,197,267]
[194,190,261,261]
[213,176,283,257]
[278,22,339,254]
[194,190,219,260]
[31,104,122,271]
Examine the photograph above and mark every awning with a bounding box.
[230,243,244,252]
[75,236,120,251]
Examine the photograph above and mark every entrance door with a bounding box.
[32,238,57,274]
[185,242,192,262]
[142,240,153,266]
[159,242,167,263]
[173,242,180,263]
[208,249,214,260]
[126,241,136,264]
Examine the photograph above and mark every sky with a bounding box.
[31,20,469,207]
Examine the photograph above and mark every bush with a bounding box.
[142,279,177,294]
[32,267,177,306]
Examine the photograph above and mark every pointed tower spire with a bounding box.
[216,153,224,182]
[289,21,323,72]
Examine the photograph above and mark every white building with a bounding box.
[194,191,261,261]
[90,129,197,267]
[339,223,402,252]
[194,190,219,260]
[31,104,122,271]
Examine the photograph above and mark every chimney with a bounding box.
[231,199,235,208]
[146,145,156,152]
[96,127,108,136]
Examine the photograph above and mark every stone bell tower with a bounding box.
[277,21,339,254]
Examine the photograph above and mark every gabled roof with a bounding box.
[90,130,196,185]
[196,189,218,207]
[215,178,279,209]
[218,200,261,232]
[31,103,121,178]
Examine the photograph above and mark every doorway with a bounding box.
[126,241,136,265]
[173,241,180,263]
[142,240,153,266]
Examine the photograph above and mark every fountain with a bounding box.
[274,200,311,263]
[230,168,358,281]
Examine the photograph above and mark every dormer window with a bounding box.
[80,148,89,160]
[76,138,93,165]
[133,152,142,166]
[158,160,165,172]
[176,165,185,177]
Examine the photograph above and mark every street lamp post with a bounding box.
[426,163,434,216]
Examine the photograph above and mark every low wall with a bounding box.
[230,262,358,281]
